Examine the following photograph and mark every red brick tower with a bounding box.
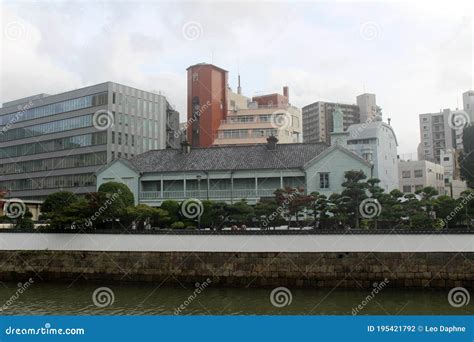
[187,63,228,147]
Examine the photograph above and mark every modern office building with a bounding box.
[302,101,360,144]
[96,137,371,206]
[186,63,302,147]
[463,90,474,123]
[398,159,445,195]
[346,117,399,191]
[0,82,179,200]
[417,109,462,163]
[356,93,377,123]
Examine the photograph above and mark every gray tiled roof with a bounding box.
[129,143,330,173]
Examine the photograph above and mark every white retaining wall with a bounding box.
[0,233,472,252]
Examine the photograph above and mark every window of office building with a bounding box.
[0,173,96,191]
[402,185,411,193]
[0,132,106,159]
[0,92,107,126]
[0,152,107,175]
[402,170,411,178]
[414,169,423,178]
[0,114,93,142]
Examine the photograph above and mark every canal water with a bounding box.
[0,282,471,315]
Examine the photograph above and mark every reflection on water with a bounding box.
[0,281,471,315]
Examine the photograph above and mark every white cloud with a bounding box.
[1,1,472,155]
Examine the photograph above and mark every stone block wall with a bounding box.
[0,251,471,289]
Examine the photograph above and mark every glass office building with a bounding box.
[0,82,179,200]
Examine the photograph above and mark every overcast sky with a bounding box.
[1,0,472,156]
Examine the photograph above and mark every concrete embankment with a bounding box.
[0,233,471,288]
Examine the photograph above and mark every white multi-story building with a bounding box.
[214,86,302,145]
[398,160,445,195]
[440,149,468,199]
[346,117,399,191]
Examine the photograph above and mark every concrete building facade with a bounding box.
[0,82,179,200]
[302,102,360,144]
[356,93,377,123]
[439,149,468,199]
[463,90,474,123]
[398,160,445,195]
[346,118,399,191]
[418,109,461,163]
[214,86,301,145]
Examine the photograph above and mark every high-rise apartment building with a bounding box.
[0,82,179,200]
[187,63,302,146]
[463,90,474,123]
[417,109,461,163]
[302,101,360,144]
[356,93,377,123]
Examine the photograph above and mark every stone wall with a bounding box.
[0,251,471,289]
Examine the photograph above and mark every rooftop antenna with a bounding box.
[237,74,242,95]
